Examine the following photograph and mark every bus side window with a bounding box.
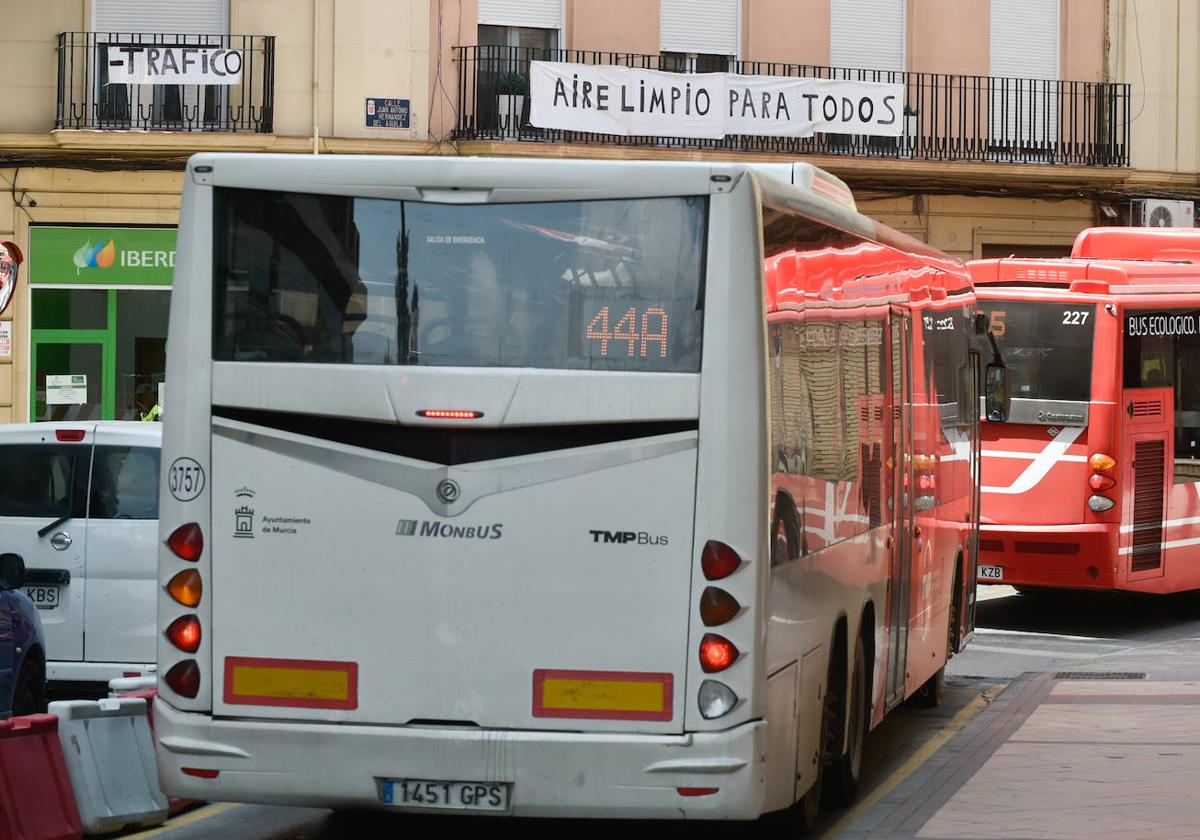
[1175,336,1200,482]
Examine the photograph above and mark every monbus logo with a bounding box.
[396,519,503,540]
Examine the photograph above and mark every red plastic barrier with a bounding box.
[114,689,198,818]
[0,714,83,840]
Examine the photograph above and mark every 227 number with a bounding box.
[1062,310,1090,326]
[586,306,670,358]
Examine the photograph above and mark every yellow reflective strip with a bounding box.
[542,678,665,713]
[231,665,349,701]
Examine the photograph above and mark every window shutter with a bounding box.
[93,0,229,34]
[830,0,905,72]
[660,0,741,56]
[990,0,1059,79]
[477,0,563,30]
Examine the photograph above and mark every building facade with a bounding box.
[0,0,1196,424]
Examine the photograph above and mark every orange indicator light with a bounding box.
[167,569,203,607]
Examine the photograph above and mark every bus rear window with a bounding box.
[213,189,707,372]
[979,301,1095,403]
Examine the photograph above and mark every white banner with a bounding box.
[107,46,244,85]
[529,61,904,139]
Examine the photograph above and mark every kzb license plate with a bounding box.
[978,565,1003,581]
[23,585,60,610]
[383,779,509,811]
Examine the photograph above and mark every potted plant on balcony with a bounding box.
[496,70,528,132]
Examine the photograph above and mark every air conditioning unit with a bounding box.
[1132,199,1195,228]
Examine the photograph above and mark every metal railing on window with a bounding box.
[455,46,1130,167]
[56,32,275,133]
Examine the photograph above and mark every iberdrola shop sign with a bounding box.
[29,226,176,286]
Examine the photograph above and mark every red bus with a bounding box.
[764,230,982,738]
[970,227,1200,593]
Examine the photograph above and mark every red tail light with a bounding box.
[167,523,204,562]
[699,587,741,626]
[917,473,937,493]
[701,541,741,580]
[165,615,201,653]
[1088,474,1116,491]
[677,787,719,797]
[55,429,85,442]
[182,767,220,779]
[699,633,739,673]
[164,659,201,698]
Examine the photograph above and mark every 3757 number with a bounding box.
[586,306,669,358]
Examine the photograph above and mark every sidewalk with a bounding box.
[834,636,1200,840]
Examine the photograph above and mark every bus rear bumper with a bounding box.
[154,699,769,819]
[979,523,1118,589]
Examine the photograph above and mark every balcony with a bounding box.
[56,32,275,133]
[455,46,1130,167]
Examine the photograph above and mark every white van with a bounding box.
[0,422,160,689]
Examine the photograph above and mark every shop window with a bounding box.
[31,289,108,330]
[115,290,169,421]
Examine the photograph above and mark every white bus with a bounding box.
[155,154,979,826]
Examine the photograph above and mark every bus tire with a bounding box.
[827,634,868,806]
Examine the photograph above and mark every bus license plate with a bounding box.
[23,585,60,610]
[978,565,1003,581]
[383,779,509,811]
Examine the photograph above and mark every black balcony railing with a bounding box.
[56,32,275,133]
[456,46,1130,167]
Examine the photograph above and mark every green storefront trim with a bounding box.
[30,225,176,286]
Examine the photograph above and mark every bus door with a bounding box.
[1120,387,1173,582]
[885,310,914,709]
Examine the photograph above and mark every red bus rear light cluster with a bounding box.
[697,541,745,718]
[165,522,205,700]
[1087,453,1117,513]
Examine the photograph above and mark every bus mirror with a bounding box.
[984,364,1010,423]
[973,312,989,335]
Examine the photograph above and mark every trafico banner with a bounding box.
[529,61,905,140]
[107,46,244,85]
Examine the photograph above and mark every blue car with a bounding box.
[0,553,47,717]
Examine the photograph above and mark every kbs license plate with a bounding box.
[978,565,1004,581]
[383,779,509,811]
[23,585,60,610]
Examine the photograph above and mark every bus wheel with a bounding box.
[827,635,868,806]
